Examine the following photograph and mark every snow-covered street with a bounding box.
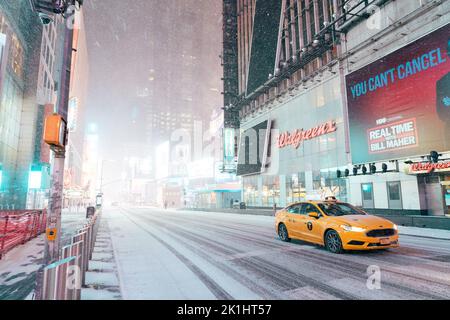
[106,207,450,300]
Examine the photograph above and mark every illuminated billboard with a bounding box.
[346,24,450,164]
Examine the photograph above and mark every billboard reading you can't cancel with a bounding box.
[346,24,450,164]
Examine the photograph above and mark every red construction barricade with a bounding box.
[0,210,47,259]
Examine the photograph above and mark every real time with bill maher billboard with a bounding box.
[346,24,450,164]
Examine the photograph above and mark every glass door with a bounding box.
[361,183,374,209]
[387,181,403,210]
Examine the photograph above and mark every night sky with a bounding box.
[83,0,223,159]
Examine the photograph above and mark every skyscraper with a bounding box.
[0,1,43,209]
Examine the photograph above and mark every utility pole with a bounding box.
[29,0,83,300]
[34,17,74,302]
[44,20,73,265]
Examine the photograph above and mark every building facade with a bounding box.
[224,0,450,217]
[64,8,90,208]
[0,1,43,209]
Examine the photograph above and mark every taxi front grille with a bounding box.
[366,229,396,237]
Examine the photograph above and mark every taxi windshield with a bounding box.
[318,203,366,216]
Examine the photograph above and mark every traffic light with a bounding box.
[362,165,368,175]
[336,169,342,178]
[370,164,377,174]
[353,166,358,176]
[382,163,388,173]
[344,169,350,177]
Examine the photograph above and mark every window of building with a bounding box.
[286,172,306,204]
[362,183,373,200]
[243,176,258,206]
[10,34,24,79]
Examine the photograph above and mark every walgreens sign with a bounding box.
[277,120,337,149]
[410,161,450,173]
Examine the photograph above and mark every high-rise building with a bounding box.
[224,0,450,220]
[0,1,43,209]
[64,8,89,206]
[135,0,223,157]
[84,0,222,160]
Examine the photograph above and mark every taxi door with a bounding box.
[301,203,326,244]
[284,204,305,239]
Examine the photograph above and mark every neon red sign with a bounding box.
[277,120,337,149]
[410,161,450,173]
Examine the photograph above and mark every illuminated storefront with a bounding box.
[238,76,349,208]
[225,0,449,219]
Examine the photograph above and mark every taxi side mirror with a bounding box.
[308,212,320,219]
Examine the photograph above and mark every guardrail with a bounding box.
[0,210,47,260]
[40,209,101,300]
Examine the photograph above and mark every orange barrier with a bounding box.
[0,210,47,259]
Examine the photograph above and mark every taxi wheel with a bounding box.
[325,230,343,254]
[278,223,291,242]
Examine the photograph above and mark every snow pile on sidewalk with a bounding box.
[81,219,121,300]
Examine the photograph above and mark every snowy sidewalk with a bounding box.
[81,218,121,300]
[0,235,45,300]
[0,209,91,300]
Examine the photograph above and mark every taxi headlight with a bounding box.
[341,225,366,232]
[393,224,398,230]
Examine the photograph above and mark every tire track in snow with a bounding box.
[118,208,233,300]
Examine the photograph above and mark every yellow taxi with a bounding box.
[275,198,399,253]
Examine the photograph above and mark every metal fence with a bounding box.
[0,210,47,259]
[40,209,101,300]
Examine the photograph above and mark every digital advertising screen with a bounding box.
[346,24,450,164]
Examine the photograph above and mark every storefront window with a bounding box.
[243,176,258,207]
[286,173,306,204]
[261,175,280,207]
